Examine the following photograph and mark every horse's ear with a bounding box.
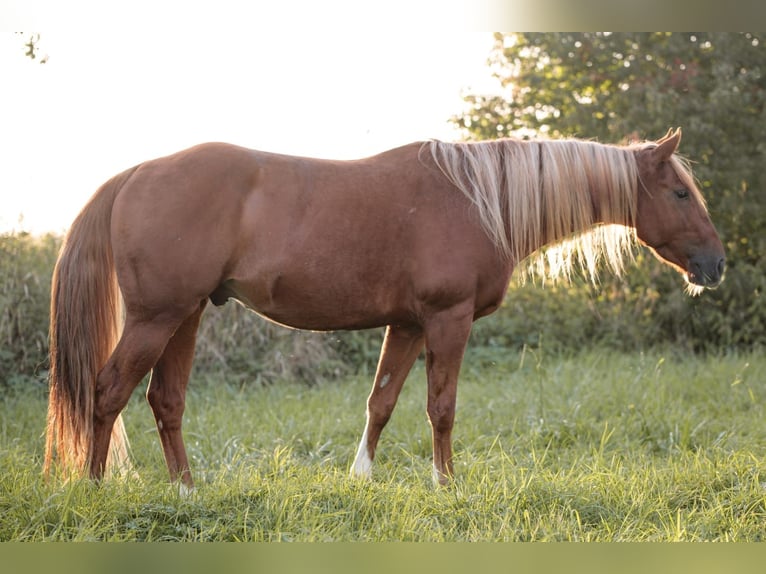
[657,127,674,143]
[653,128,681,161]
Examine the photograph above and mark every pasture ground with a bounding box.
[1,349,765,542]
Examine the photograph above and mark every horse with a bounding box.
[44,128,725,489]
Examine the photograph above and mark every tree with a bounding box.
[455,33,766,349]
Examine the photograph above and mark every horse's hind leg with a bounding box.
[146,301,207,490]
[351,325,424,478]
[91,313,183,479]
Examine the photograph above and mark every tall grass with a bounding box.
[0,232,59,383]
[2,350,764,541]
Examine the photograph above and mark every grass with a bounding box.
[1,348,765,541]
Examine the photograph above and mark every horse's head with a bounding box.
[634,129,725,294]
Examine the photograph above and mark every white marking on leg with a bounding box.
[432,464,441,486]
[351,425,373,478]
[178,482,195,498]
[379,373,391,389]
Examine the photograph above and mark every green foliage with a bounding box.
[2,351,765,541]
[0,232,60,384]
[193,303,382,385]
[456,32,766,351]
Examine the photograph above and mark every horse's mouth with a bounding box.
[685,253,725,293]
[685,268,724,295]
[687,271,719,288]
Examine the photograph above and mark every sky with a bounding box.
[1,28,500,234]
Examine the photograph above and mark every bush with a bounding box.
[0,232,60,384]
[471,250,766,355]
[1,228,761,390]
[193,301,383,385]
[455,32,766,355]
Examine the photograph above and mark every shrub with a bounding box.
[0,228,761,390]
[0,232,60,384]
[193,301,383,385]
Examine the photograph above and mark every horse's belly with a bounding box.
[213,272,407,331]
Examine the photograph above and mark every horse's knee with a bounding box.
[367,395,396,426]
[427,400,455,434]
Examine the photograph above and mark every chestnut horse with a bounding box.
[44,128,724,488]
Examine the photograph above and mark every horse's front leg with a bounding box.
[351,324,425,479]
[423,303,474,485]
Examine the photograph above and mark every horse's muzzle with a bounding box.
[687,254,726,289]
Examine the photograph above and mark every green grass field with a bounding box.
[1,349,765,541]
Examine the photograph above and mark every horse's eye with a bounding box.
[674,188,690,200]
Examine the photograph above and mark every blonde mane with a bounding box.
[426,138,648,283]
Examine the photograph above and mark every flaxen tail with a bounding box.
[44,166,139,479]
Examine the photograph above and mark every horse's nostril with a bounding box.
[717,257,726,277]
